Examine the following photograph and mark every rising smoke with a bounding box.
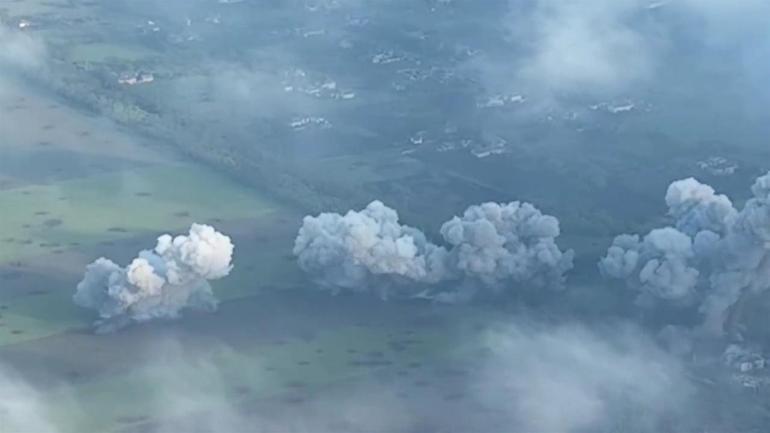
[294,200,573,300]
[600,172,770,339]
[74,224,234,333]
[293,200,451,298]
[440,201,574,290]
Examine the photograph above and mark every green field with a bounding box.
[0,164,279,264]
[67,43,161,65]
[32,313,474,433]
[0,161,306,345]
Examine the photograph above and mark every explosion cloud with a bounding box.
[440,201,574,290]
[74,224,234,333]
[600,172,770,338]
[293,200,450,298]
[664,177,736,237]
[294,200,573,300]
[598,228,701,305]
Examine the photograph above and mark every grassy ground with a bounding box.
[46,328,431,431]
[0,0,75,17]
[67,43,161,64]
[0,78,308,346]
[0,165,280,264]
[18,298,476,433]
[0,162,305,346]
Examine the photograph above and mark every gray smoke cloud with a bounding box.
[293,200,451,298]
[294,200,573,300]
[74,224,234,333]
[599,228,700,305]
[440,201,574,291]
[664,177,736,237]
[600,172,770,339]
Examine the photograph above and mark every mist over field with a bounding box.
[1,0,769,432]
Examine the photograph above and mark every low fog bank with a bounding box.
[480,0,770,104]
[0,24,47,98]
[475,321,696,433]
[0,366,60,433]
[0,317,718,433]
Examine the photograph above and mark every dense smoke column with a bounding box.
[74,224,234,333]
[293,200,573,301]
[293,200,450,298]
[598,228,701,306]
[664,178,736,237]
[600,173,770,339]
[439,201,574,292]
[701,173,770,336]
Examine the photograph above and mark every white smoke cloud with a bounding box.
[599,228,700,304]
[294,200,572,300]
[440,201,574,290]
[293,200,450,298]
[74,224,234,332]
[664,178,736,237]
[600,172,770,339]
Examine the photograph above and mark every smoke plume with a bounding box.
[294,200,573,300]
[600,172,770,339]
[74,224,234,332]
[440,201,574,291]
[293,200,450,298]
